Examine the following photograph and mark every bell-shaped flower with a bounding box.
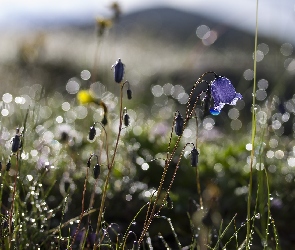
[210,76,242,114]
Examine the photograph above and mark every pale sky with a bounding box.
[1,0,294,43]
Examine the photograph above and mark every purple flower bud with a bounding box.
[127,89,132,100]
[210,76,242,113]
[124,113,130,127]
[112,58,125,83]
[93,164,100,179]
[175,112,184,136]
[88,124,96,140]
[191,147,199,167]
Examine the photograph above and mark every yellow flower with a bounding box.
[77,90,96,104]
[77,90,108,124]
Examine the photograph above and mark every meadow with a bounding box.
[0,2,294,249]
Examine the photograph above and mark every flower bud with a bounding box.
[191,147,199,167]
[88,124,96,140]
[175,112,184,136]
[124,113,130,127]
[102,115,108,126]
[112,58,124,83]
[93,164,101,179]
[127,89,132,100]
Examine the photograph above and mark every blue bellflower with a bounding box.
[210,76,242,115]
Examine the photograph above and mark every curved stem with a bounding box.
[69,168,89,249]
[94,82,125,249]
[139,73,211,244]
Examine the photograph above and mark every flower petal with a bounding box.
[210,76,242,111]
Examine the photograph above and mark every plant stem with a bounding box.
[246,0,259,248]
[94,82,125,249]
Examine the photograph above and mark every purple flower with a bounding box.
[210,76,242,114]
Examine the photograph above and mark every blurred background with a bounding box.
[1,0,295,248]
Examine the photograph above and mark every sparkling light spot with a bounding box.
[2,93,12,103]
[141,163,149,171]
[81,70,91,80]
[1,109,9,116]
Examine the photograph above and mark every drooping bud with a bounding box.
[93,164,101,179]
[124,113,130,127]
[102,115,108,126]
[112,58,124,83]
[191,147,199,167]
[127,89,132,100]
[174,112,184,136]
[12,128,21,153]
[6,161,11,171]
[88,124,96,140]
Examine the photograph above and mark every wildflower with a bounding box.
[210,76,242,115]
[191,147,199,167]
[77,90,108,125]
[110,2,121,20]
[175,112,184,136]
[111,58,124,83]
[96,17,113,37]
[77,90,96,105]
[93,164,101,179]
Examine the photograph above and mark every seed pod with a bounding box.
[0,162,2,171]
[93,164,101,179]
[88,124,96,140]
[174,112,184,136]
[6,161,11,171]
[127,89,132,100]
[124,113,130,127]
[112,58,124,83]
[191,147,199,167]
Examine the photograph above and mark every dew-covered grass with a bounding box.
[0,1,294,249]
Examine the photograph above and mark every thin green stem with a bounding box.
[94,82,125,249]
[247,0,259,249]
